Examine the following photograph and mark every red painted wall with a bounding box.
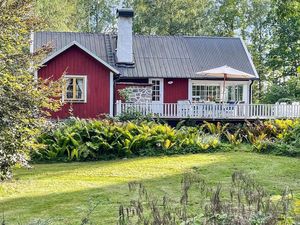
[164,78,188,103]
[38,45,111,119]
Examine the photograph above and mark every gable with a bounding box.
[39,45,111,78]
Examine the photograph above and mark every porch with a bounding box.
[115,101,300,120]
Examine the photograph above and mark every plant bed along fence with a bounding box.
[32,118,300,162]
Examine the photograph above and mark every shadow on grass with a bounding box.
[1,152,300,224]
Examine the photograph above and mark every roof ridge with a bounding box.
[35,31,107,35]
[35,31,240,39]
[133,34,241,39]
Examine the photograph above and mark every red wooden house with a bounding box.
[32,8,266,120]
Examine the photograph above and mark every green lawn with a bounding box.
[0,152,299,224]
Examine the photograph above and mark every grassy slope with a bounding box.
[0,152,299,224]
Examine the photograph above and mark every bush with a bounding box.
[33,119,300,162]
[33,119,221,162]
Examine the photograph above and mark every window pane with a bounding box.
[64,77,86,101]
[227,85,243,102]
[66,78,73,99]
[192,84,220,102]
[151,80,160,101]
[76,79,83,99]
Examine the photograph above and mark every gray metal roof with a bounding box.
[34,32,258,79]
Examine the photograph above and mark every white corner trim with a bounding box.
[109,72,114,116]
[34,70,38,82]
[188,79,192,102]
[42,41,120,75]
[30,31,34,54]
[239,37,259,79]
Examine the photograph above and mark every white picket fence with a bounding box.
[115,100,300,119]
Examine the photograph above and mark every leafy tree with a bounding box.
[209,0,248,37]
[267,0,300,80]
[0,0,61,180]
[263,77,300,103]
[35,0,78,31]
[76,0,119,32]
[35,0,119,32]
[123,0,214,35]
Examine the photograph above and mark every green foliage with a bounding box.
[35,0,78,31]
[117,88,133,102]
[35,0,119,32]
[224,129,242,145]
[0,0,62,180]
[34,119,221,161]
[35,119,300,163]
[267,0,300,79]
[202,121,229,136]
[263,77,300,103]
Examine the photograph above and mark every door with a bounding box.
[149,78,163,115]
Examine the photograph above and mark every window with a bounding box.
[227,85,243,102]
[64,76,87,102]
[192,84,220,102]
[150,79,161,101]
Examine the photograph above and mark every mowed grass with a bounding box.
[0,152,299,224]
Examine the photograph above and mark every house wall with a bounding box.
[38,45,111,119]
[164,78,189,103]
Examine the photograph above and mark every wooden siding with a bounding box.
[38,45,111,119]
[164,78,188,103]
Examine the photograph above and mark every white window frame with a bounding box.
[192,83,221,102]
[189,80,250,103]
[63,75,87,103]
[227,84,244,102]
[149,78,164,103]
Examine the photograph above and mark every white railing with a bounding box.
[115,101,300,119]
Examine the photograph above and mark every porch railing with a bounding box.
[115,100,300,119]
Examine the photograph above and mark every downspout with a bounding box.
[249,80,254,104]
[113,73,121,116]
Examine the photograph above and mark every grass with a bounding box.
[0,152,299,224]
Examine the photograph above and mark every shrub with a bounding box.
[34,119,221,162]
[34,119,300,162]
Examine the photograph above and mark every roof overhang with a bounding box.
[239,37,259,79]
[41,41,120,75]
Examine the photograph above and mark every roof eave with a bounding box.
[239,37,259,79]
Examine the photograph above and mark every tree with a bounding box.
[123,0,214,35]
[245,0,272,101]
[209,0,248,37]
[267,0,300,80]
[35,0,78,31]
[35,0,119,32]
[262,77,300,103]
[76,0,119,33]
[0,0,61,180]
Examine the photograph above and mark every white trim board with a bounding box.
[109,72,114,116]
[239,37,259,79]
[149,78,164,104]
[42,41,120,75]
